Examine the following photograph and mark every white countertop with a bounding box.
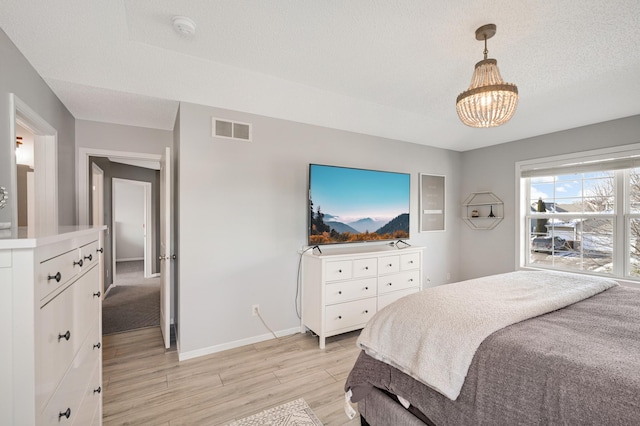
[0,225,106,249]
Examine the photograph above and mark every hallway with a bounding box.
[102,260,160,335]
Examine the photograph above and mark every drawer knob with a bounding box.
[338,315,342,319]
[94,386,102,394]
[338,291,342,295]
[47,272,62,282]
[409,278,413,282]
[73,259,83,267]
[409,260,414,264]
[93,291,101,298]
[338,269,342,273]
[387,283,393,286]
[97,248,104,253]
[59,408,71,420]
[364,310,369,314]
[58,331,71,342]
[94,342,101,350]
[364,286,369,290]
[387,264,392,267]
[84,254,93,261]
[365,266,369,270]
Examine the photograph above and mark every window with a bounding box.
[518,145,640,280]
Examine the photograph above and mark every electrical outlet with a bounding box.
[252,304,259,316]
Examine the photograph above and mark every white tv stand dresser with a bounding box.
[301,244,424,349]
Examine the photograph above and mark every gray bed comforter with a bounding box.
[345,285,640,425]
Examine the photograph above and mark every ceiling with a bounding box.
[2,1,640,152]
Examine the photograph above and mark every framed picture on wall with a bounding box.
[420,174,445,232]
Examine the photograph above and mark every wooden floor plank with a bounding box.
[103,327,362,425]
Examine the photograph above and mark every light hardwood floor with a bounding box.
[103,327,363,425]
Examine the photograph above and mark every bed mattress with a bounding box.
[346,285,640,425]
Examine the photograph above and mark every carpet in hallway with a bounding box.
[102,282,160,335]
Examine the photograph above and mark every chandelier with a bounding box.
[456,24,518,128]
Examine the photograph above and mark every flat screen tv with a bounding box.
[308,164,410,245]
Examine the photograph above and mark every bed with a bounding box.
[344,270,640,425]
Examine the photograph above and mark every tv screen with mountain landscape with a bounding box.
[308,164,410,245]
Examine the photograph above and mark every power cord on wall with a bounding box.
[255,306,280,340]
[295,245,319,319]
[257,245,319,339]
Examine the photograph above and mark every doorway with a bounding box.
[15,124,34,228]
[79,147,172,347]
[91,162,160,335]
[112,178,153,285]
[10,94,58,235]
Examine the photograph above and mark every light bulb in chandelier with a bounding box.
[456,24,518,128]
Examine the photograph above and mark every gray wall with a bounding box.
[76,119,172,156]
[89,157,160,286]
[459,114,640,280]
[0,28,76,226]
[175,101,462,355]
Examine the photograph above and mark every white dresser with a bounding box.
[301,245,424,348]
[0,226,104,425]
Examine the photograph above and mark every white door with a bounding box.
[91,164,104,296]
[159,147,172,349]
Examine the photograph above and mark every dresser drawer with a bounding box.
[325,260,352,281]
[37,249,81,301]
[378,287,419,310]
[378,270,420,295]
[39,322,100,425]
[378,255,400,274]
[400,252,421,271]
[78,266,102,340]
[36,267,101,410]
[37,283,79,409]
[325,278,377,305]
[325,298,376,332]
[353,258,377,278]
[79,240,100,273]
[72,359,102,426]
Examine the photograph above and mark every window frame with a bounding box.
[516,143,640,281]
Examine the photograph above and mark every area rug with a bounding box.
[227,398,323,426]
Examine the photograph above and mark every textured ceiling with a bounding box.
[2,0,640,151]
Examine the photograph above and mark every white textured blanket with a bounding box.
[356,270,618,400]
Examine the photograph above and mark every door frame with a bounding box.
[111,178,153,281]
[9,94,58,234]
[77,147,161,226]
[78,147,171,326]
[78,148,161,279]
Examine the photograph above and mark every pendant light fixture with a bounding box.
[456,24,518,128]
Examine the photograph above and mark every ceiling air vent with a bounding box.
[212,117,252,142]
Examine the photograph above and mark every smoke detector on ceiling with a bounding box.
[172,16,197,38]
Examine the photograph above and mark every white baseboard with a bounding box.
[177,326,300,361]
[116,257,144,262]
[104,283,115,296]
